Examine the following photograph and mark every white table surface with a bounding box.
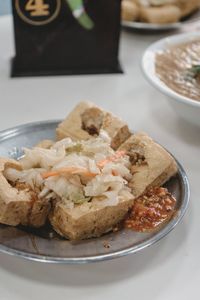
[0,15,199,300]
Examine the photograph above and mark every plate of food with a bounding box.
[142,31,200,126]
[0,102,189,263]
[121,0,200,31]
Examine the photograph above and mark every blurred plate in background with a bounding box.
[122,9,200,31]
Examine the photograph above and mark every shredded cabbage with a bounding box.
[20,147,66,169]
[5,135,133,209]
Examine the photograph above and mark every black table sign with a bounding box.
[11,0,122,77]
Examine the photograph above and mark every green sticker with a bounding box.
[66,0,94,30]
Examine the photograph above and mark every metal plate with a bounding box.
[0,121,190,263]
[122,9,200,31]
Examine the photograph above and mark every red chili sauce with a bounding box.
[124,187,176,232]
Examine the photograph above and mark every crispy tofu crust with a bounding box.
[28,198,51,227]
[56,102,131,150]
[0,158,50,227]
[119,132,177,197]
[0,158,31,226]
[49,197,134,240]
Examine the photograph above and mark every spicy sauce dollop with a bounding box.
[124,187,176,232]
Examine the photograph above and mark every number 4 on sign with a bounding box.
[25,0,50,16]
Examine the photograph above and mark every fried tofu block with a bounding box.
[0,158,50,227]
[49,196,134,240]
[140,5,181,24]
[0,158,31,226]
[118,132,177,197]
[56,102,131,150]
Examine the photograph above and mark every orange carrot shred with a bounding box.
[97,150,126,168]
[41,167,97,179]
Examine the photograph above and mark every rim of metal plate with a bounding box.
[0,121,190,264]
[122,20,182,30]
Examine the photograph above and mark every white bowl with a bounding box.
[142,31,200,127]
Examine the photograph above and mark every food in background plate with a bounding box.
[0,102,177,240]
[122,1,140,21]
[178,0,200,17]
[140,5,181,24]
[156,39,200,101]
[121,0,200,24]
